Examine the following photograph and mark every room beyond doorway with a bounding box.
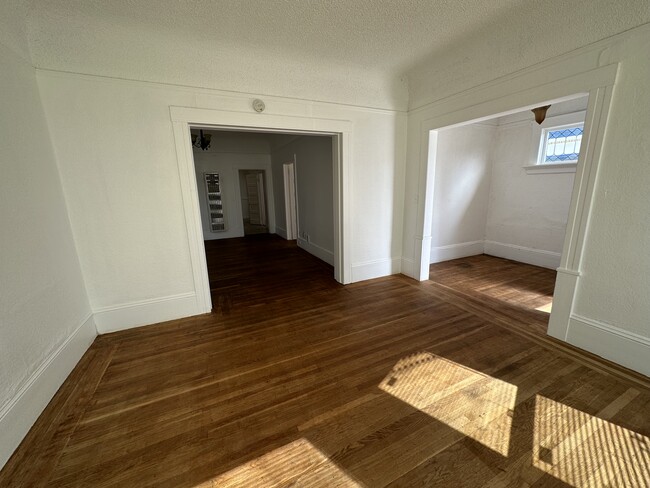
[189,127,339,311]
[172,106,351,315]
[190,129,336,253]
[424,94,590,330]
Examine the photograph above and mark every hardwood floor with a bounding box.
[429,255,556,312]
[204,234,337,316]
[1,237,649,487]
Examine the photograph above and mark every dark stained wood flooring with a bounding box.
[1,235,648,487]
[429,254,556,312]
[204,234,337,316]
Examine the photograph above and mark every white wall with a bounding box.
[37,71,407,331]
[483,101,585,268]
[429,101,582,268]
[0,41,94,468]
[406,0,650,110]
[403,24,650,375]
[572,29,650,339]
[271,136,334,265]
[26,1,408,111]
[429,124,495,263]
[192,131,273,240]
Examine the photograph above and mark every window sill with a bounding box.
[524,163,577,175]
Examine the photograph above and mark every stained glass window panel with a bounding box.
[543,126,583,163]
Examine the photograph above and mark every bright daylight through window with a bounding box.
[525,109,587,174]
[540,124,584,164]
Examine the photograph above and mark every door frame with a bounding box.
[410,63,618,342]
[170,106,352,313]
[283,162,298,240]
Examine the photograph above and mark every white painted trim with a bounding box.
[297,237,334,266]
[416,64,615,126]
[484,240,562,269]
[524,163,577,175]
[430,240,484,264]
[36,67,406,114]
[400,257,416,278]
[275,226,288,239]
[0,314,96,469]
[408,22,636,112]
[282,162,297,240]
[170,106,353,292]
[407,40,620,355]
[172,121,213,314]
[547,268,579,339]
[559,86,614,271]
[534,111,586,167]
[565,315,650,377]
[351,258,401,283]
[556,267,580,277]
[93,292,199,333]
[416,236,433,281]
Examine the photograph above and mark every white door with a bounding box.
[283,163,298,240]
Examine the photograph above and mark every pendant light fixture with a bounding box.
[531,105,551,125]
[191,130,212,150]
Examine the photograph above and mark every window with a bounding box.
[542,125,584,163]
[540,124,584,164]
[525,110,586,175]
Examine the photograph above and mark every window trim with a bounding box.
[525,110,586,175]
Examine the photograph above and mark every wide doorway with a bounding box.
[190,128,339,313]
[424,94,590,327]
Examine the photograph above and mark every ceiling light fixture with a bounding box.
[531,105,551,125]
[191,130,212,150]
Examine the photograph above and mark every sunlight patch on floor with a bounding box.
[535,301,553,313]
[379,352,517,456]
[194,438,363,488]
[534,395,650,487]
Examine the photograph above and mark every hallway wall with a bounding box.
[271,136,334,265]
[192,131,274,240]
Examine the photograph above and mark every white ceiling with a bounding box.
[26,0,522,76]
[14,1,650,109]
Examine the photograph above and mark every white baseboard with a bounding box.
[351,257,401,283]
[297,237,334,266]
[275,226,288,239]
[430,240,484,264]
[566,314,650,377]
[93,292,200,334]
[0,313,96,469]
[400,257,417,279]
[546,268,579,340]
[484,240,561,269]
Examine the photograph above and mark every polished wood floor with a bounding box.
[430,255,556,312]
[1,236,649,487]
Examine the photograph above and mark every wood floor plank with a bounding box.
[1,236,648,487]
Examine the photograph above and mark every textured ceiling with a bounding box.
[23,0,521,108]
[27,0,520,75]
[20,1,650,109]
